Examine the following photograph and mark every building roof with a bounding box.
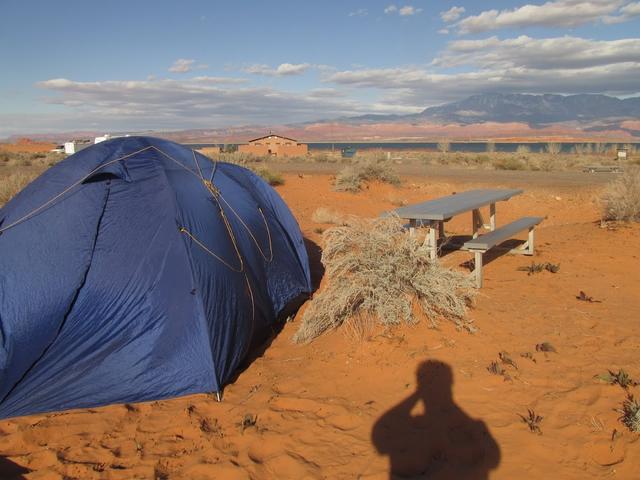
[247,134,301,143]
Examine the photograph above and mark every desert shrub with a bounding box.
[437,140,450,153]
[292,216,476,343]
[545,142,561,155]
[311,207,344,224]
[0,151,62,168]
[215,151,267,165]
[222,144,238,153]
[253,168,284,186]
[493,157,525,170]
[334,161,400,192]
[0,173,37,207]
[601,167,640,221]
[620,395,640,432]
[536,157,556,172]
[473,154,490,165]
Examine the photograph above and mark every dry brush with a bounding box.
[293,216,476,343]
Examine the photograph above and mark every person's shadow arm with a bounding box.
[372,390,421,454]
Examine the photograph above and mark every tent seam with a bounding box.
[152,152,221,392]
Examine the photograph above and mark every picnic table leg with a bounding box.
[474,251,483,288]
[428,222,438,260]
[472,209,481,239]
[527,225,535,255]
[489,203,496,231]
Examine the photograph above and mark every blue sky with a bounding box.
[1,0,639,137]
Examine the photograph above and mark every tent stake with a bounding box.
[215,391,222,402]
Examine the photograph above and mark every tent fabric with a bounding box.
[0,136,311,419]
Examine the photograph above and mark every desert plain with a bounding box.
[0,143,639,480]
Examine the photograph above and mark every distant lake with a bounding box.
[187,141,638,154]
[307,142,639,153]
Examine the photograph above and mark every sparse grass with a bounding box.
[595,369,638,389]
[545,142,561,155]
[199,417,224,437]
[487,361,506,376]
[493,157,525,171]
[576,290,601,303]
[619,395,640,432]
[535,342,557,353]
[601,167,640,222]
[334,161,400,192]
[0,150,63,168]
[237,414,258,433]
[293,215,476,343]
[342,311,376,341]
[253,168,284,186]
[499,351,518,370]
[311,207,344,224]
[517,262,560,275]
[519,409,543,434]
[0,173,39,207]
[520,352,537,363]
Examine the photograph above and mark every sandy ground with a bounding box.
[1,169,639,479]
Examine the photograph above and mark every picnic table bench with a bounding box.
[389,189,543,287]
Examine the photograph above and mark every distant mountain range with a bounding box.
[346,93,640,127]
[6,93,640,144]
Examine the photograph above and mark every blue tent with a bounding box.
[0,136,311,419]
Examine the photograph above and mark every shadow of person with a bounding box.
[372,360,500,479]
[0,456,29,479]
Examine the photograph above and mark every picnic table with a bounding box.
[390,188,544,287]
[391,188,523,260]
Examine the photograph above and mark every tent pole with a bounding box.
[215,391,222,402]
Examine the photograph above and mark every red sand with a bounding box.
[1,173,639,479]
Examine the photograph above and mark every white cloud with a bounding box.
[322,31,640,108]
[455,1,627,34]
[399,6,422,16]
[349,8,368,17]
[385,4,421,16]
[329,63,640,107]
[622,1,640,14]
[603,1,640,23]
[28,76,397,135]
[244,63,311,76]
[441,6,465,22]
[169,58,208,73]
[438,28,450,34]
[436,35,640,70]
